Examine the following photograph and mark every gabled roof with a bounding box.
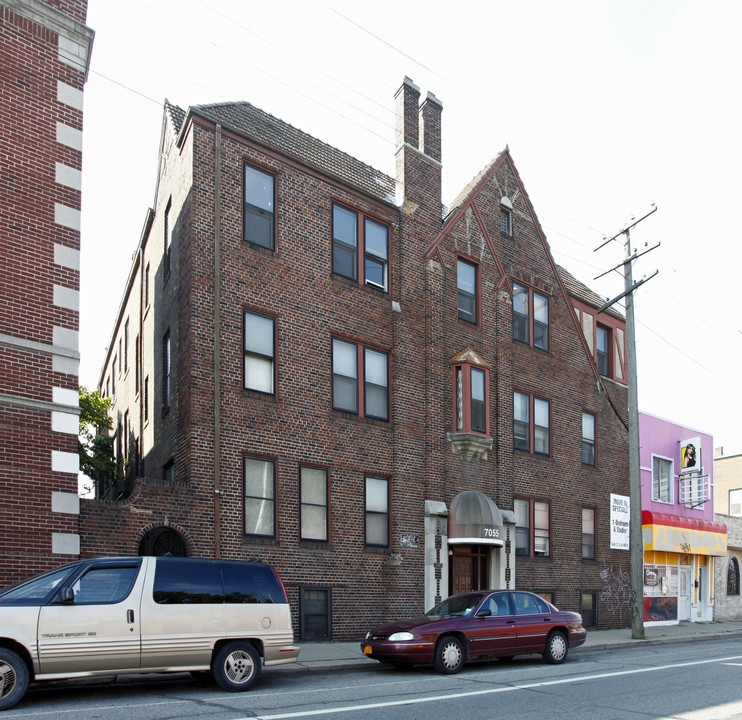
[558,265,625,321]
[178,101,396,206]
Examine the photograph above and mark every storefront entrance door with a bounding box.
[678,566,692,621]
[451,546,488,595]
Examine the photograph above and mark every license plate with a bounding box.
[363,645,372,655]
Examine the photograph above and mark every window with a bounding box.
[332,339,389,421]
[162,331,171,411]
[512,282,549,350]
[500,208,512,236]
[332,204,389,291]
[111,356,117,396]
[123,410,130,462]
[135,334,140,394]
[582,508,595,560]
[596,325,610,376]
[365,476,389,546]
[457,258,477,323]
[164,200,172,279]
[163,458,174,483]
[300,587,331,641]
[452,351,490,436]
[70,565,139,605]
[244,457,275,538]
[244,311,275,394]
[145,262,150,307]
[300,466,328,542]
[728,557,740,596]
[144,376,149,423]
[154,560,221,604]
[514,498,550,557]
[582,412,596,465]
[244,164,275,250]
[124,319,129,373]
[652,456,672,503]
[513,392,550,455]
[730,489,742,516]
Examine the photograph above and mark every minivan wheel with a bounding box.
[212,642,262,692]
[433,636,465,674]
[0,648,29,711]
[543,630,568,664]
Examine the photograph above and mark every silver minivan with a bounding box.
[0,556,299,710]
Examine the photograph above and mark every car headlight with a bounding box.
[388,631,414,641]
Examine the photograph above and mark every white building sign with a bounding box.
[610,493,630,550]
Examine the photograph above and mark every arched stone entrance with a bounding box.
[138,525,189,556]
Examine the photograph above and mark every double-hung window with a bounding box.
[332,204,389,291]
[244,457,275,537]
[596,325,610,376]
[582,508,595,560]
[244,311,275,394]
[365,476,389,547]
[457,258,477,323]
[514,392,550,455]
[164,200,172,279]
[652,456,672,503]
[515,498,550,557]
[582,412,596,465]
[244,164,275,250]
[300,466,328,542]
[332,339,389,421]
[162,332,170,411]
[512,282,549,350]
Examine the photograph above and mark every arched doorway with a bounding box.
[138,526,188,556]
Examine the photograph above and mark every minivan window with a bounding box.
[0,564,77,605]
[70,566,139,605]
[153,558,223,604]
[222,561,285,604]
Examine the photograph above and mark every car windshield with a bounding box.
[0,564,77,604]
[427,593,484,617]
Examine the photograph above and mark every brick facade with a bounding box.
[83,78,631,638]
[0,0,92,585]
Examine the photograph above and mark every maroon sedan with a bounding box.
[361,590,586,674]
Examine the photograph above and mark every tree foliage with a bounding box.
[78,386,116,495]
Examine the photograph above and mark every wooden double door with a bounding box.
[451,545,489,595]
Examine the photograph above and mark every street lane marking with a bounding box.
[246,654,742,720]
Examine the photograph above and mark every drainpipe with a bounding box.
[213,124,222,558]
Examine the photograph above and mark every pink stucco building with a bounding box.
[639,412,726,624]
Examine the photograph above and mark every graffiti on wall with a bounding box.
[600,562,631,619]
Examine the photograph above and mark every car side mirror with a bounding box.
[57,587,74,605]
[475,608,492,618]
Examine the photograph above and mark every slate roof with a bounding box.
[558,265,625,320]
[175,100,396,206]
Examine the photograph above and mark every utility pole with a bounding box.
[595,205,659,640]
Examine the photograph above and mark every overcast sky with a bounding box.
[80,0,742,457]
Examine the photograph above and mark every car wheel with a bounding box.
[0,648,30,711]
[543,630,568,664]
[212,642,262,691]
[434,636,465,674]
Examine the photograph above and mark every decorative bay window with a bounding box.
[448,349,492,461]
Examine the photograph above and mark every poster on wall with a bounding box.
[680,436,700,473]
[610,494,630,550]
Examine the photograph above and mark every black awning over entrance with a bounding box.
[448,491,504,546]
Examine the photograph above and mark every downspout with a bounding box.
[213,124,222,558]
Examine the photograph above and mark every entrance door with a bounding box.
[678,566,692,621]
[451,546,488,595]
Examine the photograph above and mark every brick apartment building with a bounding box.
[0,0,93,585]
[83,77,631,638]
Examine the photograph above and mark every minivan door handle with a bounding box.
[127,609,135,624]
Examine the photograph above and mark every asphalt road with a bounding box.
[8,638,742,720]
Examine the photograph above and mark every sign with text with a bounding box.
[610,494,630,550]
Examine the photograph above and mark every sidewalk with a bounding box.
[280,620,742,675]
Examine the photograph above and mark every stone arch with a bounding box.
[137,522,194,557]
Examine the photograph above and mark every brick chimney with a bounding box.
[394,77,442,221]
